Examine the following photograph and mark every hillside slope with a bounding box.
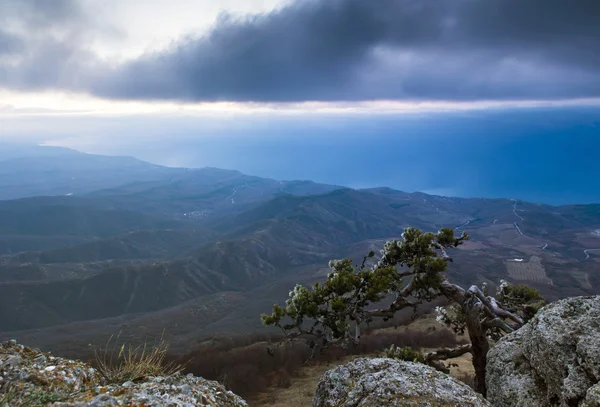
[0,149,599,355]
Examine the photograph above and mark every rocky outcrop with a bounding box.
[0,340,247,407]
[313,357,490,406]
[487,295,600,407]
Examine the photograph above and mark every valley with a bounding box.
[0,146,599,359]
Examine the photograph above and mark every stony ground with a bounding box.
[0,340,247,407]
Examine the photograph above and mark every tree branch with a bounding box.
[439,279,467,304]
[366,280,419,318]
[424,344,473,362]
[467,285,524,326]
[432,242,453,262]
[488,297,524,326]
[482,317,514,333]
[423,344,473,373]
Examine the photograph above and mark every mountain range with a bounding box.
[0,144,599,357]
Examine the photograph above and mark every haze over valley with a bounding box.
[0,145,598,356]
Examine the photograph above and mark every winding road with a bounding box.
[510,199,550,249]
[455,220,471,230]
[510,199,526,236]
[513,222,524,236]
[225,189,237,204]
[225,182,248,204]
[584,249,600,260]
[511,199,524,221]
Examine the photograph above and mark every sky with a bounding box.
[1,0,600,204]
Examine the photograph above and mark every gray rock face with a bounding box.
[487,295,600,407]
[313,357,491,407]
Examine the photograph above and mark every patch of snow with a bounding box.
[184,210,208,219]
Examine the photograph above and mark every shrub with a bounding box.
[385,344,425,363]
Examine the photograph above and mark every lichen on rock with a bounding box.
[486,295,600,407]
[313,357,491,406]
[0,340,247,407]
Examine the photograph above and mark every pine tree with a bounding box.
[261,227,544,396]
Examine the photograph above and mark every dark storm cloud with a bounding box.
[3,0,600,101]
[92,0,448,100]
[91,0,600,101]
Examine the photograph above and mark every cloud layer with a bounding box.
[2,0,600,102]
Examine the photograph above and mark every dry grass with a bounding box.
[249,315,475,407]
[95,333,184,384]
[249,357,351,407]
[570,270,592,290]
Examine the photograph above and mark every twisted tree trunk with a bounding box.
[465,306,490,396]
[440,280,492,396]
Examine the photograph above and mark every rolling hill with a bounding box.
[0,146,599,356]
[0,144,181,200]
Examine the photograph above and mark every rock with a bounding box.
[313,357,491,406]
[584,384,600,407]
[54,375,248,407]
[485,328,546,406]
[0,340,247,407]
[1,355,23,369]
[487,295,600,407]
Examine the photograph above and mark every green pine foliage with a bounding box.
[261,227,468,347]
[261,226,545,396]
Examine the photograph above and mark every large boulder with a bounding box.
[0,340,247,407]
[487,295,600,407]
[313,357,490,406]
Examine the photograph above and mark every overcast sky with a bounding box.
[2,0,600,106]
[1,0,600,203]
